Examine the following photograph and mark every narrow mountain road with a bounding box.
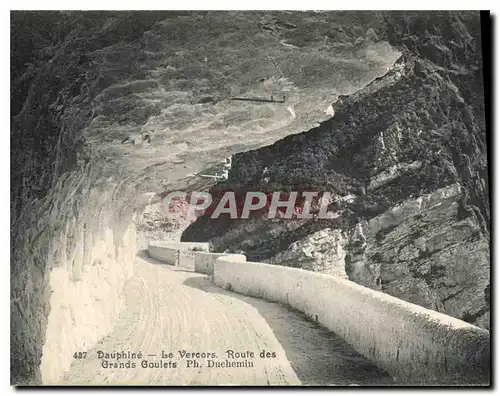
[61,254,393,386]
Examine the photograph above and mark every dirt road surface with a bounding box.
[60,253,394,386]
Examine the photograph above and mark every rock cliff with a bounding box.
[182,12,490,329]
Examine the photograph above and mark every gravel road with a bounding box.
[61,254,393,386]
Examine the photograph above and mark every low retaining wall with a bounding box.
[213,258,490,385]
[194,252,246,275]
[148,244,179,264]
[151,241,210,251]
[147,240,246,272]
[147,241,210,265]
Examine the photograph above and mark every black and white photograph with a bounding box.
[9,9,492,387]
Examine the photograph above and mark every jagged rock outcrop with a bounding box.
[267,229,348,278]
[183,12,490,329]
[136,198,195,248]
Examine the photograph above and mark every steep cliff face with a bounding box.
[182,12,490,329]
[11,11,403,385]
[10,12,162,384]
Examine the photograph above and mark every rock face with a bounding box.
[267,229,348,278]
[183,12,490,329]
[136,197,195,249]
